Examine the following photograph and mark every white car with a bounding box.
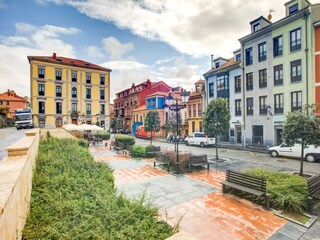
[268,143,320,163]
[185,132,215,148]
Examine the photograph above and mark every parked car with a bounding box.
[268,143,320,163]
[184,132,215,148]
[135,125,154,139]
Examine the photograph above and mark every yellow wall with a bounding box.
[30,59,110,128]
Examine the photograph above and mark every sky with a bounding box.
[0,0,319,100]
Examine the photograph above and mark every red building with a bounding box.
[0,89,28,119]
[315,21,320,114]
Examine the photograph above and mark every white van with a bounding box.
[268,143,320,163]
[185,132,215,148]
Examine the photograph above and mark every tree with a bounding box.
[0,106,9,117]
[144,110,161,145]
[203,98,230,160]
[110,117,121,133]
[166,111,183,135]
[282,104,320,176]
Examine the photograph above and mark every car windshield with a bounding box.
[15,114,31,121]
[195,133,206,137]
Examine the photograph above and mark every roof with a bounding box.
[133,104,146,112]
[195,79,205,85]
[0,90,28,102]
[249,15,271,25]
[27,55,111,72]
[204,58,240,75]
[146,91,168,97]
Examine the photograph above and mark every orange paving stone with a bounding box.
[161,192,287,240]
[94,154,131,163]
[186,169,226,189]
[114,165,169,185]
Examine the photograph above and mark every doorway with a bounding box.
[252,125,263,146]
[275,129,283,146]
[235,125,242,144]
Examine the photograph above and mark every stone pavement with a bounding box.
[90,145,318,240]
[0,128,27,160]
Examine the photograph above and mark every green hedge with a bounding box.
[78,139,88,148]
[133,145,147,158]
[23,137,173,239]
[246,169,308,213]
[94,131,111,140]
[115,135,135,147]
[146,145,160,157]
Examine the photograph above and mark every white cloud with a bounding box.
[87,45,105,58]
[0,0,6,9]
[41,0,298,57]
[0,23,79,97]
[101,60,147,70]
[102,37,134,60]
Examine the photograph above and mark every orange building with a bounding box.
[315,21,320,114]
[0,89,28,118]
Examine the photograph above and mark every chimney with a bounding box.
[52,53,56,59]
[211,54,214,69]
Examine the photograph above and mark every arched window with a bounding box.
[72,87,77,98]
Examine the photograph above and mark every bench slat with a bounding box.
[221,181,265,196]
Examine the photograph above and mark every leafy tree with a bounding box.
[203,98,230,160]
[166,111,183,135]
[0,106,9,117]
[282,104,320,176]
[110,117,121,133]
[144,110,161,145]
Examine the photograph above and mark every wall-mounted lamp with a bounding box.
[266,105,273,116]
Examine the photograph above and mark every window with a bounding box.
[258,42,267,62]
[273,36,283,57]
[199,121,203,132]
[291,91,302,112]
[71,103,77,112]
[72,87,77,98]
[245,48,253,65]
[253,23,260,32]
[55,70,62,80]
[274,64,283,85]
[259,69,267,88]
[6,101,9,105]
[38,102,45,114]
[246,72,253,90]
[86,73,91,84]
[56,102,62,114]
[86,103,91,115]
[100,89,105,100]
[86,88,91,99]
[289,3,298,15]
[38,67,45,78]
[235,99,241,116]
[236,54,241,62]
[246,98,253,115]
[217,76,225,91]
[291,59,302,82]
[198,103,202,117]
[188,105,192,117]
[100,75,105,85]
[56,85,62,97]
[100,104,105,115]
[259,96,267,115]
[215,62,220,68]
[192,121,195,133]
[209,83,214,97]
[290,28,301,52]
[274,94,284,114]
[0,101,2,105]
[38,83,45,96]
[193,104,196,117]
[234,76,241,93]
[72,72,77,82]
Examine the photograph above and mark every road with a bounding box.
[135,138,320,175]
[0,127,28,160]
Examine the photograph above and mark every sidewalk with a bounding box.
[90,144,320,240]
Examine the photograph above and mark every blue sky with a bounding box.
[0,0,318,100]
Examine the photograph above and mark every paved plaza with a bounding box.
[0,128,27,160]
[89,144,320,240]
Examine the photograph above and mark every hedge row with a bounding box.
[23,137,173,239]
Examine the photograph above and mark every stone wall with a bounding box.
[0,129,39,240]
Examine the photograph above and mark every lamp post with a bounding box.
[165,90,190,174]
[96,113,101,126]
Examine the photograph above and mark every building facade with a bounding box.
[0,89,28,119]
[28,53,111,128]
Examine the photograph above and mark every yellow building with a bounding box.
[28,53,111,128]
[187,80,205,134]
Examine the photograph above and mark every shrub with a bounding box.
[78,139,88,148]
[160,151,191,172]
[133,145,147,158]
[246,169,308,213]
[115,135,135,147]
[94,131,111,140]
[146,145,160,157]
[23,137,173,239]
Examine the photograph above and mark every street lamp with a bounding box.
[165,90,190,174]
[266,105,273,116]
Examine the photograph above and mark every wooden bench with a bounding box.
[113,143,125,153]
[221,169,270,210]
[153,152,170,172]
[307,173,320,213]
[147,146,161,157]
[188,155,209,172]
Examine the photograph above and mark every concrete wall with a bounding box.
[0,129,39,240]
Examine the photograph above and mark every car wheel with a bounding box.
[306,154,316,163]
[186,141,189,146]
[200,142,205,148]
[271,150,278,157]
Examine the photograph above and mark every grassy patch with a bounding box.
[23,137,173,239]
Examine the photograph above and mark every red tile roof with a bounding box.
[27,55,111,72]
[195,79,205,85]
[133,104,146,112]
[204,58,240,75]
[145,91,168,97]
